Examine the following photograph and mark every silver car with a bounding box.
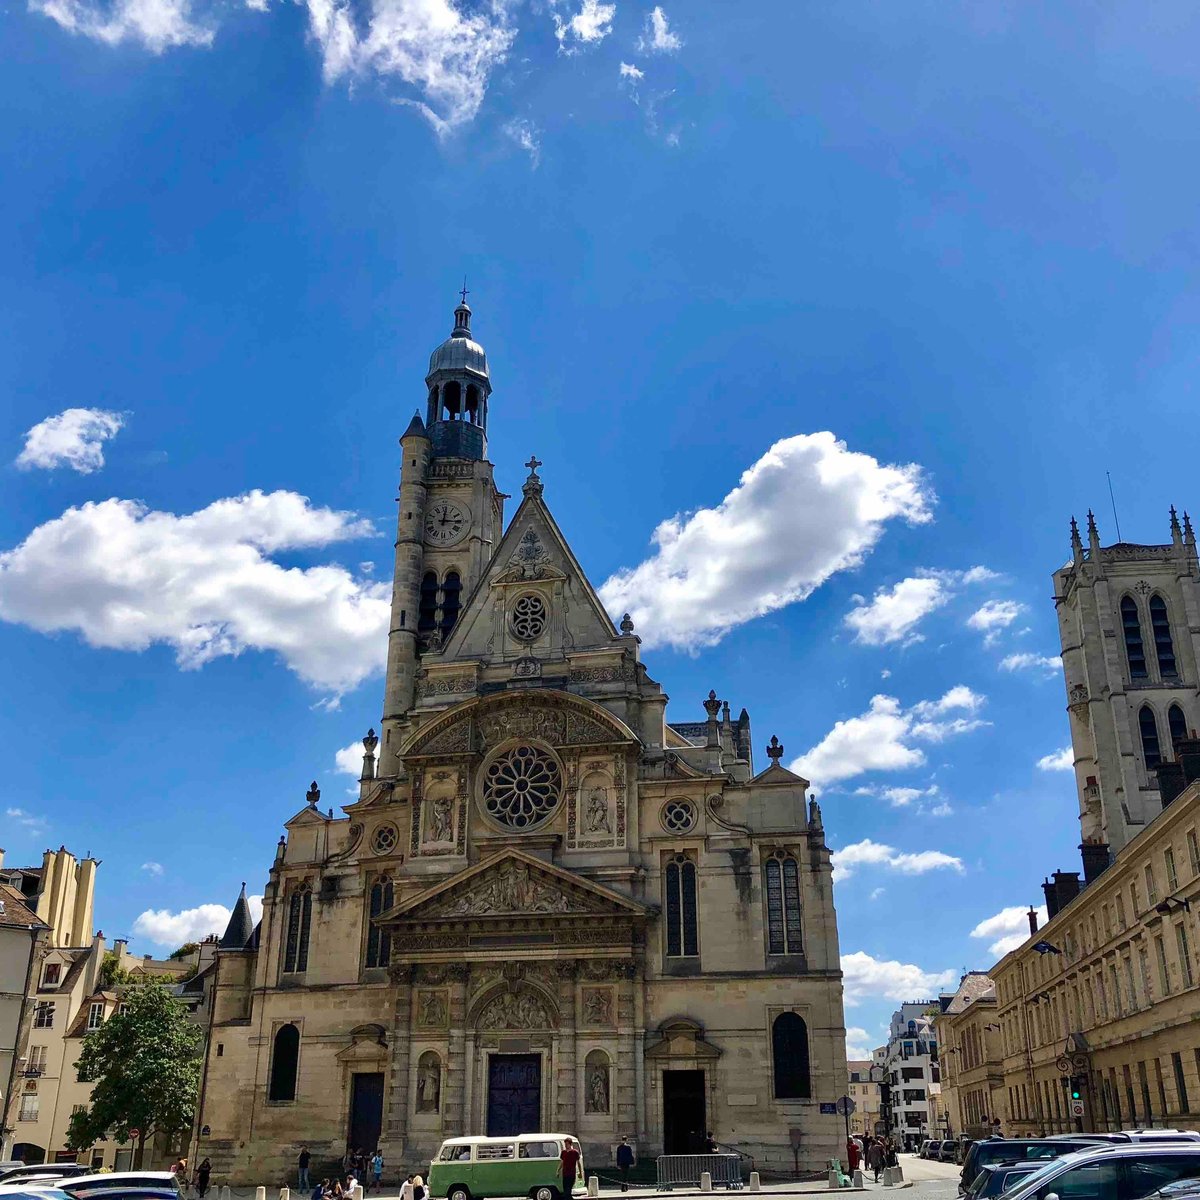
[1001,1143,1200,1200]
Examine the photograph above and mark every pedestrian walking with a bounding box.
[299,1146,312,1192]
[196,1158,212,1199]
[370,1151,383,1194]
[616,1137,635,1192]
[846,1140,860,1174]
[412,1175,427,1200]
[867,1140,885,1183]
[559,1137,581,1197]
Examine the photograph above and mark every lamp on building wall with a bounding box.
[1032,940,1062,955]
[1154,895,1191,915]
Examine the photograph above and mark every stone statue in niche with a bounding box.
[428,794,454,844]
[582,988,612,1026]
[585,787,611,834]
[418,990,447,1027]
[416,1055,441,1113]
[586,1061,610,1114]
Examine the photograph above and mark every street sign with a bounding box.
[1071,1101,1084,1117]
[819,1102,837,1115]
[835,1096,857,1116]
[129,1128,140,1140]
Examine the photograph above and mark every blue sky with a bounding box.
[4,0,1200,1059]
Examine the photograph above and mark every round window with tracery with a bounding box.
[661,800,697,834]
[482,744,562,829]
[371,823,398,855]
[510,593,548,641]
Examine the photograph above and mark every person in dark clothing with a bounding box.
[298,1147,312,1192]
[867,1140,885,1183]
[616,1138,635,1192]
[559,1138,581,1197]
[705,1132,718,1155]
[197,1159,212,1198]
[313,1180,329,1200]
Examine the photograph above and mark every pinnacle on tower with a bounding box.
[1070,515,1083,558]
[1087,509,1100,552]
[219,882,254,949]
[1170,505,1183,546]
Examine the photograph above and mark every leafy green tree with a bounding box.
[67,981,202,1167]
[98,952,131,990]
[168,943,199,961]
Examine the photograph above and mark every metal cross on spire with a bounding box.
[525,455,542,474]
[459,277,470,305]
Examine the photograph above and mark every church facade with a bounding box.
[195,298,848,1182]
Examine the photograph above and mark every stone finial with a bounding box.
[363,728,379,755]
[620,612,635,635]
[522,454,544,498]
[766,735,784,762]
[306,781,320,807]
[1184,511,1195,547]
[1070,515,1083,558]
[808,796,823,829]
[1170,505,1182,541]
[1086,509,1100,551]
[361,728,379,782]
[702,690,721,718]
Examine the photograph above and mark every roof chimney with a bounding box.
[1043,877,1060,920]
[1028,907,1039,935]
[1080,841,1110,884]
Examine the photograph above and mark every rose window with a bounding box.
[482,745,562,829]
[510,594,548,641]
[661,800,697,834]
[371,823,398,854]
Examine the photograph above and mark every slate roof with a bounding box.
[0,882,48,931]
[943,971,995,1014]
[219,883,255,950]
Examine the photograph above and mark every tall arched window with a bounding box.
[772,1012,811,1099]
[268,1023,300,1101]
[1168,704,1187,753]
[765,852,803,955]
[418,571,439,633]
[366,877,393,969]
[1149,596,1177,677]
[665,855,698,958]
[440,571,462,636]
[1139,706,1162,771]
[283,886,312,974]
[1121,596,1147,678]
[465,384,480,425]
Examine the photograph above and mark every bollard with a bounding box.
[880,1167,891,1187]
[222,1188,232,1200]
[892,1165,904,1182]
[828,1168,840,1190]
[281,1189,290,1200]
[852,1171,864,1189]
[749,1173,761,1193]
[352,1187,364,1200]
[700,1172,712,1194]
[256,1189,266,1200]
[588,1177,599,1198]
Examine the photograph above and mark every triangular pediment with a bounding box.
[437,487,624,662]
[379,848,649,924]
[750,761,809,787]
[284,803,329,829]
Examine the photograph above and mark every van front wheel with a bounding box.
[533,1187,557,1200]
[449,1185,472,1200]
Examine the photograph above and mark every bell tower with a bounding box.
[379,295,505,774]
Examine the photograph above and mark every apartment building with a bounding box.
[883,1002,942,1149]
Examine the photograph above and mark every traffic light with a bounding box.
[1070,1077,1082,1102]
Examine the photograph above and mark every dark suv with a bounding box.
[961,1140,1106,1194]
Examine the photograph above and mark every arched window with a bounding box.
[1139,706,1162,771]
[268,1023,300,1101]
[442,381,461,420]
[366,877,393,969]
[1168,704,1187,753]
[283,886,311,974]
[765,853,803,955]
[772,1012,811,1099]
[665,855,698,958]
[417,571,439,633]
[440,571,462,636]
[1149,596,1177,677]
[1121,596,1147,678]
[465,384,480,424]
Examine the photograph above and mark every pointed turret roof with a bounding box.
[219,883,254,950]
[402,410,427,439]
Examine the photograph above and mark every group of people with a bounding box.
[845,1134,899,1183]
[298,1146,387,1198]
[168,1157,212,1199]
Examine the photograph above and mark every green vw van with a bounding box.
[429,1134,584,1200]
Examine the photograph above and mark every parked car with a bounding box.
[0,1169,88,1188]
[964,1162,1044,1200]
[1001,1144,1200,1200]
[59,1173,178,1200]
[939,1142,961,1162]
[0,1189,75,1200]
[960,1139,1106,1193]
[919,1141,934,1159]
[958,1141,977,1166]
[1152,1180,1200,1200]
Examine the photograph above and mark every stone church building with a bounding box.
[195,298,848,1181]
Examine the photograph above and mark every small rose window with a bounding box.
[662,800,697,834]
[371,823,398,854]
[483,744,562,829]
[511,593,548,641]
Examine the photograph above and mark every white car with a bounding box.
[1001,1143,1200,1200]
[56,1174,178,1200]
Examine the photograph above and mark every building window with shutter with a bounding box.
[765,851,803,955]
[664,854,699,958]
[283,885,312,974]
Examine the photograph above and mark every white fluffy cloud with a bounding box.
[791,686,987,786]
[967,599,1025,645]
[970,904,1047,957]
[832,839,964,882]
[553,0,613,50]
[845,576,948,646]
[619,60,643,79]
[1001,652,1061,677]
[853,783,952,816]
[29,0,211,49]
[133,894,264,947]
[141,861,164,877]
[16,408,127,474]
[0,489,388,696]
[336,740,366,776]
[636,4,680,52]
[503,117,541,166]
[1036,746,1074,772]
[845,1026,874,1060]
[599,433,933,651]
[841,950,958,1005]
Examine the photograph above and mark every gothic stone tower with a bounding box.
[1054,508,1200,860]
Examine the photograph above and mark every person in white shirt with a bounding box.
[399,1176,414,1200]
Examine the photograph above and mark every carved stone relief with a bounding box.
[581,987,614,1027]
[416,989,449,1028]
[476,989,554,1030]
[422,861,587,918]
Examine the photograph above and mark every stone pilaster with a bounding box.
[443,964,470,1134]
[385,965,414,1146]
[616,960,637,1130]
[555,961,578,1129]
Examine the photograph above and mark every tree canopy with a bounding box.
[67,981,202,1166]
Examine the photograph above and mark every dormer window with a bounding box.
[86,1001,104,1031]
[42,962,60,987]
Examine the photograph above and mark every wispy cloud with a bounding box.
[846,1025,874,1059]
[636,4,680,52]
[141,861,164,877]
[5,806,48,836]
[28,0,211,50]
[967,599,1025,646]
[1036,746,1073,771]
[832,838,964,882]
[845,566,997,646]
[1000,652,1060,678]
[970,904,1047,957]
[552,0,614,52]
[841,950,957,1005]
[853,783,953,817]
[502,117,541,167]
[16,408,127,474]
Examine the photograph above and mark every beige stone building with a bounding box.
[194,298,848,1183]
[933,973,1003,1139]
[845,1061,881,1139]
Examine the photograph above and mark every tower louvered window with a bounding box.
[665,855,698,958]
[366,877,393,969]
[1149,596,1177,677]
[440,571,462,636]
[418,572,439,633]
[1139,706,1162,771]
[1168,704,1187,754]
[765,853,803,955]
[284,885,312,974]
[1122,596,1147,678]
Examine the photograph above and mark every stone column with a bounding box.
[556,961,579,1130]
[616,960,637,1130]
[443,964,471,1135]
[633,961,646,1139]
[385,966,415,1147]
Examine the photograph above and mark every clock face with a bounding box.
[425,500,469,546]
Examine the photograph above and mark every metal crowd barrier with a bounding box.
[656,1154,744,1190]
